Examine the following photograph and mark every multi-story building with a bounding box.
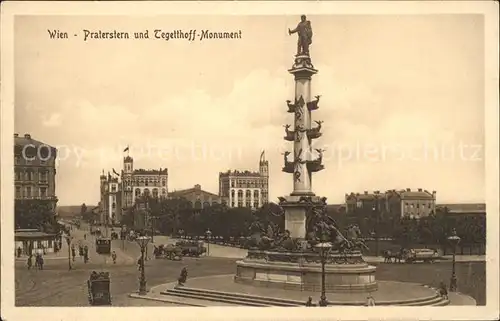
[99,154,168,225]
[219,151,269,208]
[121,155,168,208]
[345,188,436,219]
[169,184,222,209]
[14,133,58,212]
[99,171,122,225]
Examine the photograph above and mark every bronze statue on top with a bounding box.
[288,15,313,56]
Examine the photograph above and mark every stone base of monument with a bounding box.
[234,249,377,293]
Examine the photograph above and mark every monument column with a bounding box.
[280,15,324,239]
[289,58,317,196]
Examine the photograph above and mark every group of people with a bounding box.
[26,253,44,270]
[72,244,90,264]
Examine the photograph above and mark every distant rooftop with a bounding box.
[220,170,262,177]
[437,203,486,213]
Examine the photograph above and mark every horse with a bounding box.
[382,249,404,263]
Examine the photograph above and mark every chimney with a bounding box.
[24,134,31,139]
[406,188,411,192]
[374,190,380,194]
[418,188,422,192]
[14,133,19,138]
[364,191,368,195]
[194,184,201,190]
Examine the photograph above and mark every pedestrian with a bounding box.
[111,251,117,264]
[178,267,188,286]
[365,294,376,306]
[71,247,76,262]
[39,255,44,270]
[17,246,22,258]
[305,296,313,306]
[27,255,32,270]
[438,281,448,300]
[84,234,87,240]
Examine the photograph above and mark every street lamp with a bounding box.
[447,229,461,292]
[315,241,333,307]
[136,236,150,295]
[205,229,212,256]
[372,195,380,257]
[65,235,73,270]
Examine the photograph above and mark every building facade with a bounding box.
[345,188,436,219]
[219,151,269,208]
[169,184,222,209]
[99,155,168,225]
[14,133,58,211]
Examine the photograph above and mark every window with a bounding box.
[15,186,21,198]
[39,171,48,182]
[246,190,251,198]
[231,202,235,207]
[162,180,166,186]
[253,201,259,209]
[143,188,150,197]
[238,201,243,208]
[237,190,243,199]
[231,190,235,198]
[40,187,47,197]
[15,156,20,165]
[135,188,141,197]
[111,185,117,192]
[254,190,259,198]
[145,180,149,186]
[231,180,234,188]
[15,170,21,181]
[26,186,31,197]
[152,188,159,198]
[245,201,251,208]
[112,203,116,209]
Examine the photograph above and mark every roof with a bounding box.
[15,230,57,239]
[219,170,262,177]
[169,185,219,198]
[437,203,486,213]
[14,134,57,156]
[133,168,168,175]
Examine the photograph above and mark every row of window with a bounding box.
[134,188,167,197]
[230,189,261,198]
[14,156,48,166]
[230,201,260,208]
[15,170,49,182]
[15,186,48,198]
[230,181,267,188]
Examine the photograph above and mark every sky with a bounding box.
[14,14,485,206]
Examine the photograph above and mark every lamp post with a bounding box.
[65,235,72,270]
[205,229,212,256]
[372,194,380,257]
[315,241,333,307]
[136,236,150,295]
[447,229,461,292]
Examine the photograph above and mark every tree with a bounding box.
[15,200,57,231]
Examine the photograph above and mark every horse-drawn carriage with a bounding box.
[175,240,207,257]
[402,248,439,263]
[87,271,111,306]
[96,238,111,255]
[154,244,183,260]
[383,248,439,263]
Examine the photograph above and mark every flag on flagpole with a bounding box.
[123,146,129,152]
[112,168,120,176]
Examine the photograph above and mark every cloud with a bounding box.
[41,113,62,127]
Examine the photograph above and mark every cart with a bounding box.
[96,238,111,255]
[87,271,111,305]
